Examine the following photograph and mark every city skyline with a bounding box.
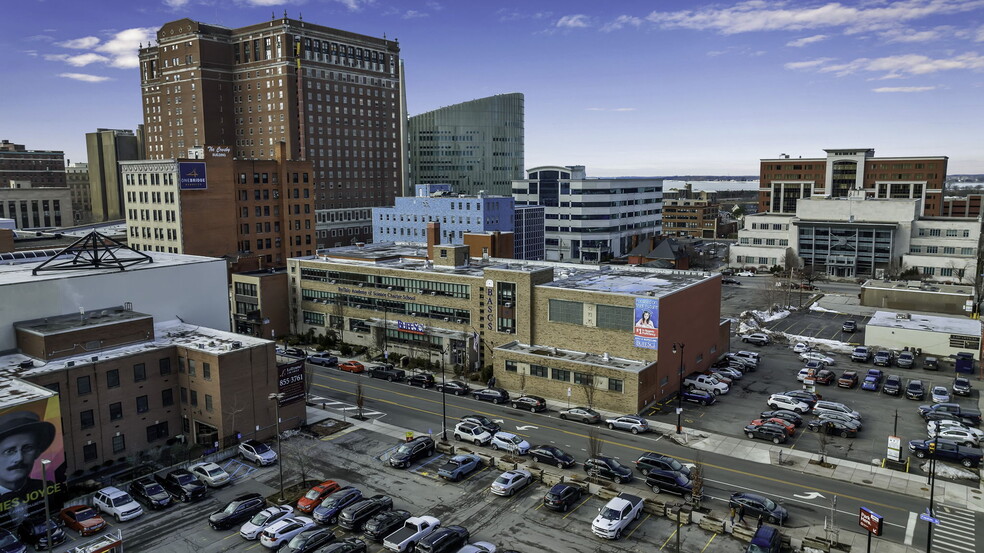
[5,0,984,175]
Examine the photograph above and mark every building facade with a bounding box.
[0,182,72,229]
[65,162,94,224]
[864,311,980,358]
[138,16,404,247]
[661,184,723,239]
[86,129,142,222]
[408,93,524,197]
[230,267,290,338]
[288,243,727,412]
[0,140,66,188]
[512,165,662,263]
[120,143,316,265]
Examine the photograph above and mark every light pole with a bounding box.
[41,458,51,553]
[440,345,449,441]
[927,419,941,553]
[268,392,285,501]
[672,342,685,434]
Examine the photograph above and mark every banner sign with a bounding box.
[397,321,426,335]
[277,359,306,406]
[633,297,659,350]
[178,162,207,190]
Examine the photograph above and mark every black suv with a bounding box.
[512,395,547,412]
[129,477,172,509]
[460,415,501,435]
[18,517,67,550]
[543,483,583,512]
[906,380,926,400]
[281,528,337,553]
[363,509,411,542]
[407,373,436,388]
[583,456,633,484]
[368,365,405,382]
[634,452,692,478]
[416,525,470,553]
[744,424,788,444]
[209,493,267,530]
[156,468,208,502]
[338,495,394,531]
[389,436,435,468]
[883,375,902,396]
[645,470,693,496]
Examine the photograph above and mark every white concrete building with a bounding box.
[864,311,980,358]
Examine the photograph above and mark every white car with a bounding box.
[793,342,812,354]
[929,427,981,447]
[239,439,278,466]
[259,516,315,548]
[490,469,532,497]
[799,352,835,366]
[737,270,756,277]
[457,542,498,553]
[453,421,492,446]
[189,462,231,487]
[93,486,144,522]
[796,368,813,383]
[926,420,984,439]
[490,432,530,455]
[241,505,295,540]
[767,394,810,414]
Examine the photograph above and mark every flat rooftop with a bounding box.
[15,307,151,336]
[0,377,57,409]
[867,311,980,336]
[862,279,976,297]
[496,342,652,374]
[0,250,223,286]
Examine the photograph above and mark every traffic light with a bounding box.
[928,442,936,454]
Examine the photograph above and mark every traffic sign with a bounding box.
[859,507,884,536]
[919,513,940,525]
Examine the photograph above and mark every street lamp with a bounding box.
[40,458,51,553]
[927,419,941,553]
[268,392,285,501]
[672,342,685,434]
[440,345,449,442]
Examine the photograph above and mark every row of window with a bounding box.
[917,228,971,238]
[80,422,170,463]
[299,269,471,299]
[547,300,633,331]
[909,246,975,255]
[505,361,624,392]
[80,391,167,428]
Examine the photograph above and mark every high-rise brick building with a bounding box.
[138,16,404,247]
[0,140,66,188]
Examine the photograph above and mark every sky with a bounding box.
[4,0,984,176]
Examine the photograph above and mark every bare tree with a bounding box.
[222,392,250,447]
[355,382,365,420]
[689,455,705,510]
[815,423,832,466]
[580,377,597,408]
[587,428,602,460]
[281,438,316,493]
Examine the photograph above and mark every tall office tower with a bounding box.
[408,93,524,197]
[86,128,141,221]
[0,140,66,188]
[139,16,404,247]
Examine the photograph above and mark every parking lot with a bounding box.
[763,309,870,345]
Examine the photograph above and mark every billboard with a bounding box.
[397,321,426,335]
[276,359,306,406]
[178,162,207,190]
[633,297,659,350]
[0,396,67,531]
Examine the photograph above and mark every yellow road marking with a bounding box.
[700,533,718,553]
[660,525,679,550]
[564,494,593,519]
[625,512,651,540]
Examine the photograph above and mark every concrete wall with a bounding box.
[864,326,976,358]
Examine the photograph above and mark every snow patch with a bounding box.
[919,461,978,480]
[810,304,839,313]
[753,309,791,322]
[784,334,856,355]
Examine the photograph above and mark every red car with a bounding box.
[296,480,341,514]
[750,418,795,436]
[814,369,836,385]
[60,505,107,536]
[338,361,365,373]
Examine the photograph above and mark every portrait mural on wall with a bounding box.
[0,396,66,531]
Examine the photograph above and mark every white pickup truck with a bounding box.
[383,515,440,552]
[591,493,644,540]
[683,373,729,395]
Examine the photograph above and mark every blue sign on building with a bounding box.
[633,297,659,350]
[179,162,207,190]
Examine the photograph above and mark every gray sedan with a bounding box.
[559,406,601,424]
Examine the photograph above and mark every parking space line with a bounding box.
[460,465,491,483]
[660,524,680,550]
[700,533,718,553]
[564,494,593,519]
[625,512,651,540]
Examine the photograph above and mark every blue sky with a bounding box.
[5,0,984,175]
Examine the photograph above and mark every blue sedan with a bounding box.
[861,376,881,391]
[681,389,716,406]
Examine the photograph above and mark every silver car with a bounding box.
[605,415,650,434]
[490,470,532,497]
[559,406,601,424]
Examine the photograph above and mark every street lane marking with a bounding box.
[931,536,976,553]
[904,511,917,544]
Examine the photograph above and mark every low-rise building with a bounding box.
[861,280,976,316]
[0,180,72,229]
[864,311,980,358]
[662,184,724,239]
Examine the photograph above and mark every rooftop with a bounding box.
[867,311,980,336]
[495,341,653,374]
[862,279,977,297]
[0,249,223,286]
[15,306,151,336]
[0,377,57,409]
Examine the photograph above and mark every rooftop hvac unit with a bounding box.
[66,361,75,368]
[896,313,911,320]
[602,352,611,362]
[231,341,242,349]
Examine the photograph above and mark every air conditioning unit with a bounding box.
[66,361,75,367]
[358,283,365,287]
[387,286,394,291]
[456,319,464,324]
[231,341,242,349]
[330,279,337,284]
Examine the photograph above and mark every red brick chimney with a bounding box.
[427,222,440,260]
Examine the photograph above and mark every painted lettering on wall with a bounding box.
[206,145,231,158]
[397,321,426,334]
[486,286,494,331]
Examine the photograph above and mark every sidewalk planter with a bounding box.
[643,498,667,517]
[435,441,454,454]
[698,515,725,534]
[732,524,758,542]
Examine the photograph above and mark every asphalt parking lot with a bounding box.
[763,310,870,344]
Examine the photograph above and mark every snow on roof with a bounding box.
[0,377,57,409]
[867,311,980,336]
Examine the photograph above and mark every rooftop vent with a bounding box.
[896,313,911,320]
[602,352,610,362]
[18,360,34,369]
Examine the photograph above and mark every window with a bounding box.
[109,402,123,421]
[203,362,211,381]
[80,409,94,429]
[505,361,517,372]
[112,434,126,454]
[136,395,149,413]
[922,267,936,276]
[530,364,548,378]
[573,372,592,385]
[178,357,185,372]
[83,443,97,462]
[159,358,171,375]
[146,422,169,442]
[190,390,198,406]
[77,375,92,395]
[133,363,146,382]
[548,299,583,324]
[941,268,953,277]
[188,359,196,377]
[106,369,120,389]
[180,387,187,404]
[608,378,624,392]
[551,368,571,382]
[162,388,174,407]
[205,394,214,412]
[596,305,632,331]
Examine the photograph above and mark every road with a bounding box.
[306,365,983,553]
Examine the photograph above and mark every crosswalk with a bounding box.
[310,395,385,418]
[931,503,977,553]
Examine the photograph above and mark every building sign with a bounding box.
[205,145,231,158]
[277,359,306,406]
[485,279,495,331]
[887,435,902,462]
[858,507,884,536]
[397,320,426,335]
[178,162,207,190]
[633,297,659,350]
[0,397,67,530]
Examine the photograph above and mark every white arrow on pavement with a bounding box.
[516,425,539,431]
[493,419,504,424]
[793,492,826,500]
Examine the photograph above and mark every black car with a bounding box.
[156,468,208,502]
[807,419,859,438]
[321,538,368,553]
[436,380,471,395]
[646,470,693,496]
[634,452,692,478]
[583,456,633,484]
[460,415,501,435]
[281,347,307,358]
[281,528,337,553]
[368,365,405,381]
[906,380,926,400]
[543,483,583,512]
[883,375,902,396]
[472,387,509,404]
[730,492,788,524]
[722,278,742,285]
[416,525,469,553]
[782,390,820,408]
[528,445,576,468]
[953,377,972,396]
[407,373,436,388]
[17,517,67,550]
[362,509,411,542]
[744,424,788,444]
[512,395,547,412]
[759,410,803,427]
[129,477,172,509]
[388,436,435,468]
[338,495,394,531]
[873,350,893,367]
[842,320,857,332]
[0,529,25,553]
[209,493,267,530]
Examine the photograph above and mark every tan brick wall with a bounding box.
[16,316,155,361]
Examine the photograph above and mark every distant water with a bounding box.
[663,180,759,192]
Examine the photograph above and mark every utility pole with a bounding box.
[927,420,940,553]
[268,392,285,502]
[672,342,686,434]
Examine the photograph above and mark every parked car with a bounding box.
[437,455,482,482]
[710,366,744,380]
[646,469,693,496]
[722,277,742,285]
[407,373,436,388]
[472,387,509,403]
[155,469,208,502]
[512,395,547,412]
[583,456,634,484]
[931,386,951,404]
[740,333,770,345]
[209,493,267,530]
[793,342,812,354]
[559,406,601,423]
[339,361,366,373]
[320,538,368,553]
[543,483,583,512]
[280,528,338,553]
[813,369,836,385]
[812,401,861,421]
[930,427,982,447]
[416,526,469,553]
[926,420,984,441]
[767,394,809,414]
[729,492,789,524]
[851,346,872,363]
[189,461,232,487]
[924,357,940,370]
[17,517,66,550]
[240,439,278,465]
[896,351,915,369]
[953,377,973,396]
[748,525,782,553]
[873,351,893,367]
[528,445,576,468]
[338,495,394,531]
[59,506,107,536]
[389,436,435,469]
[732,350,761,366]
[435,380,470,395]
[737,270,757,277]
[93,486,144,522]
[744,424,788,444]
[605,415,651,434]
[681,389,716,405]
[260,516,317,549]
[808,419,859,438]
[883,375,903,396]
[783,390,821,408]
[362,510,412,542]
[634,452,692,478]
[297,480,342,514]
[906,380,926,400]
[837,371,859,388]
[816,412,863,431]
[368,365,405,382]
[908,438,983,468]
[312,487,363,525]
[240,505,295,540]
[0,529,25,553]
[308,353,339,367]
[460,415,500,435]
[749,418,795,436]
[490,470,532,497]
[759,410,803,427]
[861,369,883,392]
[452,421,492,446]
[800,351,835,366]
[281,347,307,358]
[129,477,172,510]
[490,432,530,455]
[842,320,857,332]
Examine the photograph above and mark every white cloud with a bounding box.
[497,9,551,22]
[601,15,643,33]
[242,0,291,6]
[816,52,984,77]
[880,26,950,43]
[331,0,373,11]
[556,14,590,29]
[872,86,937,92]
[784,57,835,70]
[59,72,111,83]
[403,10,428,19]
[28,34,55,42]
[163,0,190,8]
[786,34,827,47]
[57,36,101,49]
[64,53,112,67]
[93,27,158,69]
[977,25,984,41]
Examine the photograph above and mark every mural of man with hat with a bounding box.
[0,410,57,528]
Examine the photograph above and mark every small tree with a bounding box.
[581,377,597,408]
[587,428,602,460]
[281,438,315,495]
[689,455,705,510]
[815,423,831,466]
[355,382,365,420]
